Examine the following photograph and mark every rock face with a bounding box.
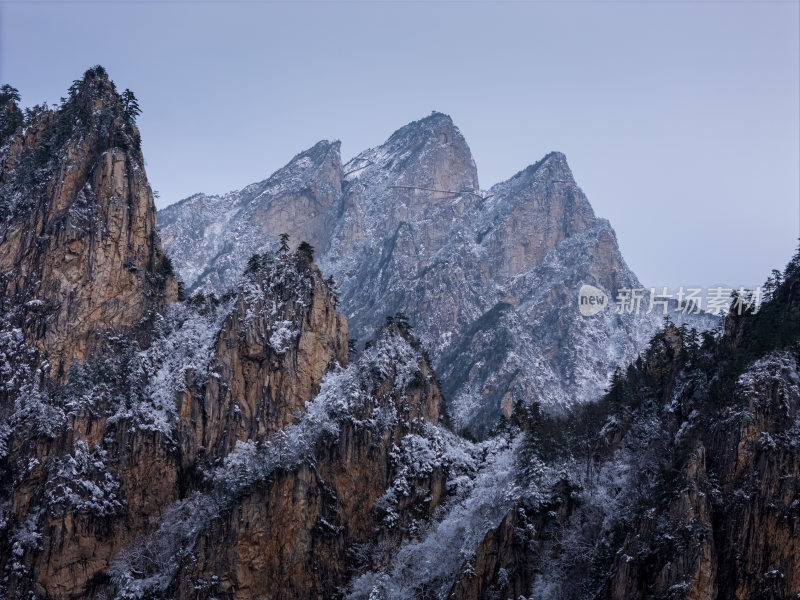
[160,112,680,437]
[602,347,800,596]
[0,218,450,599]
[0,68,466,600]
[188,257,349,456]
[0,246,366,599]
[407,257,800,600]
[1,67,793,600]
[0,67,177,377]
[158,140,343,294]
[168,326,446,600]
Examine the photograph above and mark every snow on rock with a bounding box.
[109,325,440,598]
[160,112,718,439]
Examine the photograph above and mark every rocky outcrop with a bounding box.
[597,271,800,600]
[170,327,444,600]
[0,248,356,599]
[183,257,349,459]
[0,66,176,377]
[0,70,363,600]
[424,258,800,600]
[161,112,685,438]
[158,140,343,294]
[605,350,800,600]
[447,488,577,600]
[0,80,450,598]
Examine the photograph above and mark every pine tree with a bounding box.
[514,402,547,486]
[279,233,290,253]
[685,327,700,362]
[190,292,206,306]
[605,367,627,413]
[394,312,411,332]
[0,84,23,146]
[677,323,689,363]
[764,269,783,301]
[121,89,141,123]
[0,84,20,104]
[298,241,315,262]
[246,254,262,274]
[326,275,339,307]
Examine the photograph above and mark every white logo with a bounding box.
[578,284,608,316]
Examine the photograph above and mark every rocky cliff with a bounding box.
[160,112,686,438]
[0,67,177,378]
[377,251,799,600]
[0,67,792,600]
[159,140,342,295]
[0,69,473,600]
[0,238,447,599]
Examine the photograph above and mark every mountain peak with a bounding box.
[386,110,458,147]
[0,69,175,375]
[344,111,479,192]
[284,139,341,167]
[517,151,575,185]
[64,65,124,115]
[421,110,455,126]
[262,138,342,194]
[73,64,114,90]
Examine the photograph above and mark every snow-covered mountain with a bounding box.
[158,140,342,294]
[160,113,672,436]
[1,68,794,600]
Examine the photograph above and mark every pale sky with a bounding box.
[1,0,798,289]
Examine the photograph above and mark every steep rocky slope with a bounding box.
[368,251,798,600]
[1,67,789,600]
[0,239,456,599]
[0,70,471,600]
[160,113,681,437]
[158,140,342,295]
[0,67,177,378]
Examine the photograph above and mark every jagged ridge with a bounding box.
[160,110,684,437]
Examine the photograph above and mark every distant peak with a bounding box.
[369,110,472,164]
[343,111,478,189]
[424,111,454,124]
[285,139,341,167]
[542,151,568,165]
[387,111,457,143]
[514,151,575,184]
[311,139,341,151]
[68,65,118,104]
[314,139,342,154]
[260,138,343,193]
